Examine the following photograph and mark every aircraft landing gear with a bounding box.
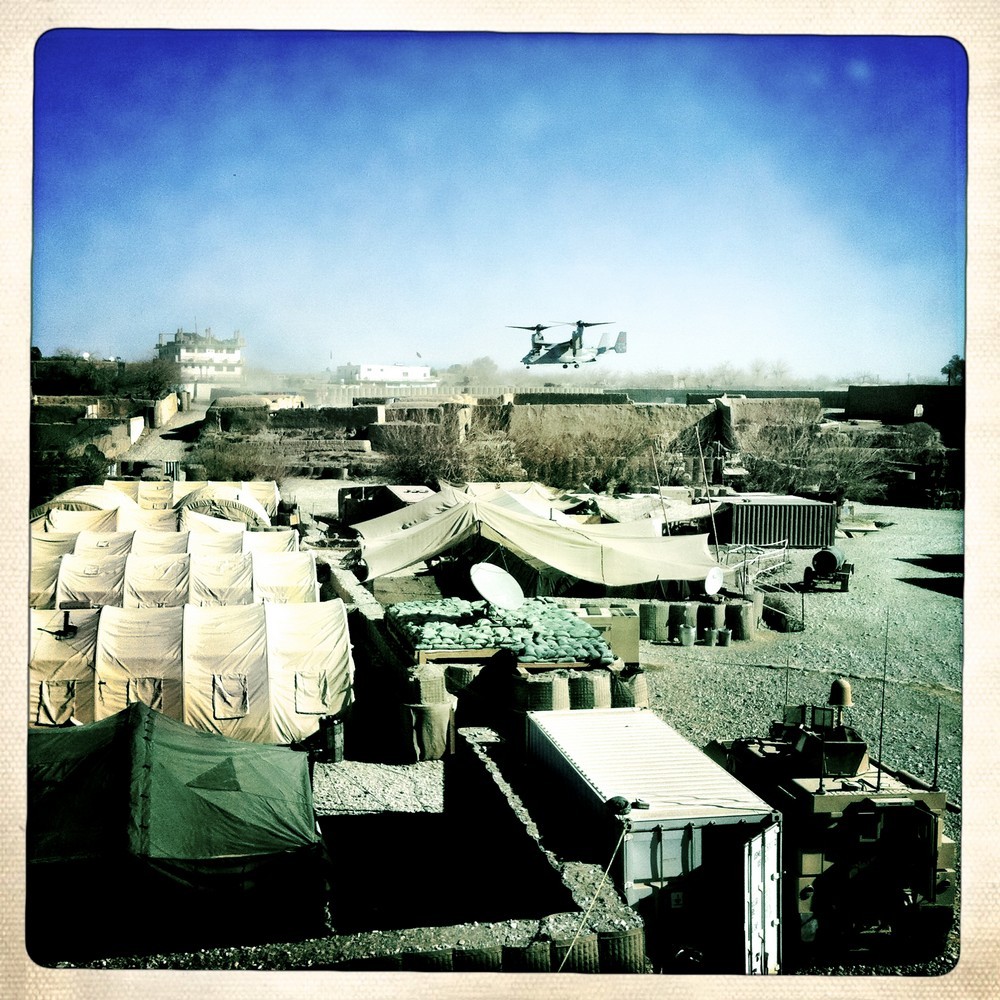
[574,363,580,368]
[562,363,569,368]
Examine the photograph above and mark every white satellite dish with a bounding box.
[470,563,525,611]
[704,566,724,595]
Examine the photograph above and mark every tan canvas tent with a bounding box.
[51,549,318,609]
[189,553,254,606]
[29,608,101,726]
[131,528,190,555]
[73,529,135,557]
[28,522,298,608]
[32,528,306,609]
[251,551,320,603]
[242,529,299,553]
[29,533,78,609]
[105,478,282,517]
[46,506,119,534]
[54,552,127,609]
[123,553,192,608]
[29,602,354,744]
[175,484,272,528]
[94,604,185,719]
[116,505,181,531]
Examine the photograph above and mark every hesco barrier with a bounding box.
[610,669,649,708]
[502,940,552,972]
[512,672,571,712]
[725,599,755,640]
[402,948,455,971]
[452,945,504,971]
[551,932,601,973]
[667,602,697,642]
[567,669,612,710]
[598,927,647,973]
[638,603,668,641]
[697,602,727,637]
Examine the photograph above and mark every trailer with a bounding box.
[803,546,855,592]
[525,708,782,974]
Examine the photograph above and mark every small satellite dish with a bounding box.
[704,566,724,595]
[470,563,525,611]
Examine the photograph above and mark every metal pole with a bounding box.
[650,444,671,536]
[876,610,889,792]
[932,703,942,790]
[695,426,720,561]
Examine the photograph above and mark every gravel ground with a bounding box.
[296,485,965,977]
[64,484,964,976]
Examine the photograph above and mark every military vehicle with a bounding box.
[704,679,956,968]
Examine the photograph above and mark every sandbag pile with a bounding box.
[386,597,615,666]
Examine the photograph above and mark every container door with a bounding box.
[744,821,781,974]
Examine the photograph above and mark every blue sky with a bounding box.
[32,30,967,381]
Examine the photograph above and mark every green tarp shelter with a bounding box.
[27,702,327,961]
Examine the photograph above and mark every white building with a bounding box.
[335,362,436,385]
[157,328,246,401]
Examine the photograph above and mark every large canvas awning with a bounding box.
[356,487,726,586]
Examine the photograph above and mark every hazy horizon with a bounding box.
[32,31,967,382]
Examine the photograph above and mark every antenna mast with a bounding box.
[650,444,671,536]
[876,609,889,792]
[932,703,942,790]
[694,424,720,562]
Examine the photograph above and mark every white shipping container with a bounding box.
[526,708,781,974]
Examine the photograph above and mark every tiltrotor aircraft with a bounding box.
[509,320,628,369]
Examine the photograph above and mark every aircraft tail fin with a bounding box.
[613,330,627,354]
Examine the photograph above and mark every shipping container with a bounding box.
[716,495,838,548]
[525,708,781,974]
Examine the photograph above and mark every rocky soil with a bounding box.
[63,484,965,977]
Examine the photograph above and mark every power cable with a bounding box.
[555,822,628,972]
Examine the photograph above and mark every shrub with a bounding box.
[761,593,805,633]
[187,437,287,485]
